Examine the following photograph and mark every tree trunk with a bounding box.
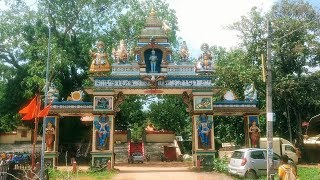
[286,102,293,143]
[294,109,303,146]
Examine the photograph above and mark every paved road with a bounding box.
[112,165,233,180]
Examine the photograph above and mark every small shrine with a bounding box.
[44,7,261,168]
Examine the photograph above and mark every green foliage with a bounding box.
[214,116,245,146]
[115,95,147,130]
[297,166,320,180]
[214,0,320,146]
[0,0,179,132]
[200,157,228,173]
[48,168,116,180]
[147,95,191,140]
[212,158,229,173]
[131,123,143,141]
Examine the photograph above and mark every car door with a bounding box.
[273,153,281,170]
[250,150,267,176]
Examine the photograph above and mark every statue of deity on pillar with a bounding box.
[45,121,55,152]
[197,114,213,149]
[94,114,110,150]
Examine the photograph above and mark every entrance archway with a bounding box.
[44,8,261,168]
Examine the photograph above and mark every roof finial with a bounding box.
[150,0,156,16]
[150,7,156,17]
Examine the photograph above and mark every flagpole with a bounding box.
[40,24,51,179]
[31,95,40,177]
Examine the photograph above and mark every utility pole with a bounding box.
[266,20,274,180]
[40,25,51,180]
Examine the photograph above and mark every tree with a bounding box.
[0,0,180,132]
[214,0,320,146]
[115,95,147,130]
[147,95,191,140]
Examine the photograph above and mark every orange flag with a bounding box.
[18,96,37,114]
[19,95,40,121]
[38,102,52,118]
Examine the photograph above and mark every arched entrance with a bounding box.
[44,8,261,168]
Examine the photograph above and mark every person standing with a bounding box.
[278,155,297,180]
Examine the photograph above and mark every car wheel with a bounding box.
[245,170,257,179]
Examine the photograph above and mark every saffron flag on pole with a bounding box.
[19,95,40,121]
[38,101,52,118]
[18,96,37,115]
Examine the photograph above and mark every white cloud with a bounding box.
[166,0,275,57]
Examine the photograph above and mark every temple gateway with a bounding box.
[44,8,260,168]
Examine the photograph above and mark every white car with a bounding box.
[228,148,281,178]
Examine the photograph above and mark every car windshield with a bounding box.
[231,151,244,159]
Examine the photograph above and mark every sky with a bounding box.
[166,0,275,57]
[1,0,319,58]
[166,0,320,58]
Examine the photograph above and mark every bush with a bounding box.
[212,158,228,173]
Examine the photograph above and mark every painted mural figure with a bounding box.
[97,97,109,109]
[249,121,261,148]
[94,114,110,150]
[195,98,211,110]
[89,41,110,72]
[149,49,158,73]
[45,121,55,151]
[198,114,212,149]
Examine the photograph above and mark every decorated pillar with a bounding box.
[90,92,124,169]
[191,92,215,167]
[91,95,114,168]
[44,116,59,167]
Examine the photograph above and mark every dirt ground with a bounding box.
[112,162,234,180]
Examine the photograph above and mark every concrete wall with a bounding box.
[114,131,128,143]
[145,131,175,143]
[0,126,41,144]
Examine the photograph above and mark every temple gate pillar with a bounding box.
[91,114,114,167]
[189,91,216,167]
[44,116,59,167]
[90,92,123,169]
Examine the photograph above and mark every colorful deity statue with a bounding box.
[89,41,110,72]
[249,120,261,148]
[149,49,158,73]
[179,41,189,62]
[198,114,213,149]
[47,83,59,102]
[112,40,129,64]
[195,43,213,71]
[45,121,55,151]
[94,114,110,150]
[244,83,257,101]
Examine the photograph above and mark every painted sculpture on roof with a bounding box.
[244,83,257,101]
[179,41,189,62]
[112,39,130,64]
[89,41,110,72]
[195,43,214,72]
